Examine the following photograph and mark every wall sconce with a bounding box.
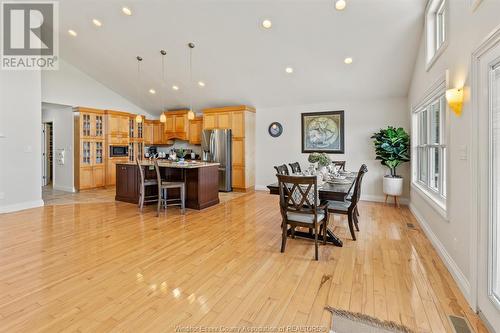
[159,112,166,123]
[187,110,195,120]
[446,88,464,116]
[135,114,143,123]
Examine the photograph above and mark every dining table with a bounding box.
[267,172,357,247]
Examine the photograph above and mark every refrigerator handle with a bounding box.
[210,132,216,161]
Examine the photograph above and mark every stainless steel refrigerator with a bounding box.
[201,129,232,192]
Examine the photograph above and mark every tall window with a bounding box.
[414,94,447,207]
[426,0,447,68]
[436,0,446,50]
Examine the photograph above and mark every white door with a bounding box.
[477,41,500,331]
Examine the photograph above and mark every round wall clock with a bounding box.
[268,122,283,137]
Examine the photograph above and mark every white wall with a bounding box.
[0,70,43,213]
[256,97,410,202]
[407,0,500,305]
[42,59,153,117]
[42,104,75,192]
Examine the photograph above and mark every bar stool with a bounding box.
[154,159,186,216]
[136,158,158,211]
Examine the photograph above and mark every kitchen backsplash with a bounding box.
[145,140,202,155]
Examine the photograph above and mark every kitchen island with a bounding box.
[115,160,220,210]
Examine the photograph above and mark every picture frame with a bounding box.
[301,110,345,154]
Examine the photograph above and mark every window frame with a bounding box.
[412,81,448,216]
[425,0,449,71]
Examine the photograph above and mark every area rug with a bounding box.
[325,307,415,333]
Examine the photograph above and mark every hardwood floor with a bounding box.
[0,191,487,332]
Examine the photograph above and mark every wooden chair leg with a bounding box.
[355,206,360,217]
[322,220,328,245]
[384,195,388,204]
[140,187,145,211]
[347,213,356,241]
[353,211,360,231]
[291,227,295,239]
[156,187,161,217]
[314,223,319,260]
[281,221,287,253]
[181,185,186,214]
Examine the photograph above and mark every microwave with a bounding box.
[109,145,128,157]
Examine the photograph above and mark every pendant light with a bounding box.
[159,49,167,123]
[135,56,143,123]
[187,42,195,120]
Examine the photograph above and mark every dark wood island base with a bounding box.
[115,161,220,210]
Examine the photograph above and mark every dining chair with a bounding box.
[327,164,368,241]
[274,164,290,175]
[288,162,302,174]
[277,174,329,260]
[332,160,346,171]
[154,159,186,216]
[136,157,158,211]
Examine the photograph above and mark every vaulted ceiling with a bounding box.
[58,0,424,116]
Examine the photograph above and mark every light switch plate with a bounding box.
[459,145,468,160]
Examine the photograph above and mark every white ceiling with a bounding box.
[58,0,425,116]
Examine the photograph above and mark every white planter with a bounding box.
[383,176,403,196]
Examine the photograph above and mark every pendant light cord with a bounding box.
[188,43,195,114]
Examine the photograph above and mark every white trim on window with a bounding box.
[425,0,449,71]
[411,77,448,216]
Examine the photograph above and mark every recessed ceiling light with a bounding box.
[335,0,346,11]
[344,57,353,64]
[198,81,205,87]
[285,67,294,74]
[68,29,77,37]
[92,19,102,27]
[172,85,179,91]
[262,19,272,29]
[122,7,132,16]
[149,89,156,94]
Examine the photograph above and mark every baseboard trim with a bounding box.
[255,185,268,191]
[409,203,472,306]
[0,199,44,214]
[361,194,409,205]
[52,185,76,193]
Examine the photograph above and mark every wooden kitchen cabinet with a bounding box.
[189,117,203,145]
[164,109,190,140]
[105,110,130,144]
[115,164,138,202]
[202,105,256,191]
[202,112,232,130]
[144,120,154,145]
[74,109,107,190]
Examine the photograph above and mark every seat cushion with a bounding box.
[286,212,325,224]
[327,200,350,212]
[160,181,185,188]
[144,179,158,186]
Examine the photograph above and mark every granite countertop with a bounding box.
[117,160,220,169]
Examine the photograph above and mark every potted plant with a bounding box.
[308,152,331,176]
[371,127,410,197]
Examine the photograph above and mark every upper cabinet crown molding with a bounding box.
[202,105,256,114]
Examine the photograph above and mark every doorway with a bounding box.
[42,122,53,187]
[474,29,500,331]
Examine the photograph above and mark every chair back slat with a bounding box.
[332,160,346,171]
[277,174,318,216]
[153,159,162,186]
[349,164,368,209]
[136,157,145,185]
[288,162,302,174]
[274,164,289,175]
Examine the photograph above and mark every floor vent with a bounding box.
[448,315,472,333]
[406,223,415,229]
